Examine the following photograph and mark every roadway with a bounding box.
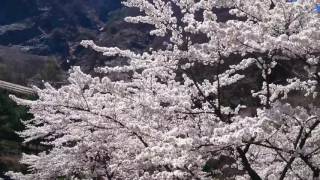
[0,80,36,95]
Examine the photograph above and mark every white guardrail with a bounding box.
[0,80,36,95]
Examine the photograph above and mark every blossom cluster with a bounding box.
[7,0,320,179]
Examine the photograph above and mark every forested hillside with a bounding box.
[0,0,121,55]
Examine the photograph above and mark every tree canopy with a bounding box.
[7,0,320,179]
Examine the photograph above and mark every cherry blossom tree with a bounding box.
[7,0,320,179]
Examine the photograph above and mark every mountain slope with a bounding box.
[0,0,121,59]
